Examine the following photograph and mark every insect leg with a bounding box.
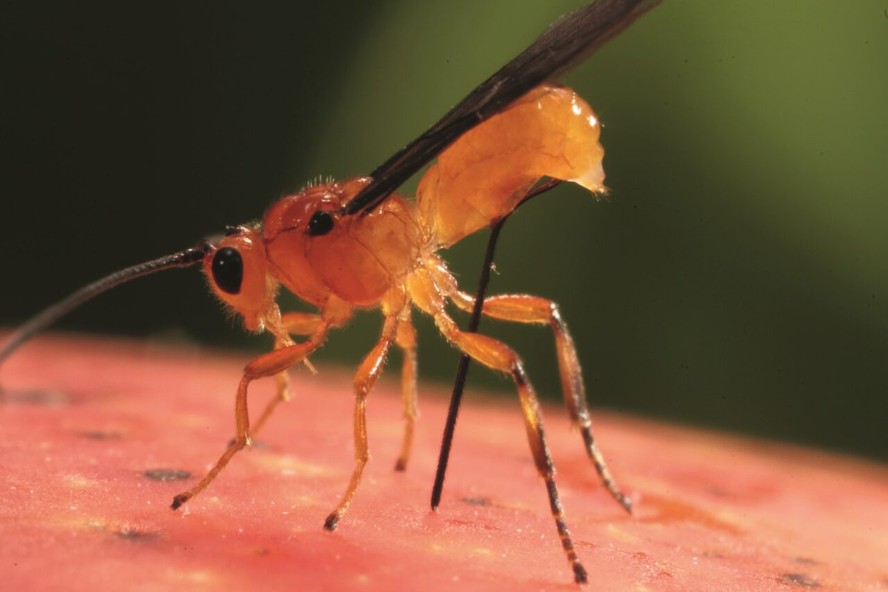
[249,312,326,439]
[323,314,400,531]
[171,330,327,510]
[394,310,418,471]
[431,312,588,584]
[451,292,631,513]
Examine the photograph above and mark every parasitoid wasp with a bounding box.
[0,0,660,583]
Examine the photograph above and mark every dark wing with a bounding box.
[342,0,661,216]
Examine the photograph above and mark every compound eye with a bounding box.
[211,246,244,294]
[307,210,334,236]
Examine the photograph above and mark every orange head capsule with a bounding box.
[203,226,278,333]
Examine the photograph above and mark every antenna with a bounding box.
[0,243,211,367]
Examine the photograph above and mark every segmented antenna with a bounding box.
[0,243,211,366]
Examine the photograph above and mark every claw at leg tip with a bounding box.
[573,561,588,585]
[323,514,339,531]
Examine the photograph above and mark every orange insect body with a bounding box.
[209,84,604,330]
[181,84,630,579]
[1,1,663,582]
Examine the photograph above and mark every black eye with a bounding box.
[307,210,334,236]
[212,246,243,294]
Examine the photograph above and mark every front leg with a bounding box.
[171,331,327,510]
[250,312,327,440]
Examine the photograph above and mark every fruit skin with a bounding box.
[0,333,885,591]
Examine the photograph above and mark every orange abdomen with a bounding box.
[416,84,606,248]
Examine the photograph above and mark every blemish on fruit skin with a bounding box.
[460,496,492,507]
[169,569,216,585]
[779,572,821,587]
[78,430,122,440]
[640,493,743,535]
[115,527,160,542]
[144,468,192,482]
[443,517,502,532]
[0,388,70,405]
[471,546,495,558]
[70,517,161,542]
[605,523,640,544]
[256,454,329,477]
[63,473,98,489]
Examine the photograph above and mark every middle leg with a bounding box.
[394,310,418,471]
[323,313,401,530]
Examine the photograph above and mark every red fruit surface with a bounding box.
[1,333,886,591]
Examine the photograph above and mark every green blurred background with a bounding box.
[1,2,886,459]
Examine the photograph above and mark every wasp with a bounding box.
[0,0,660,583]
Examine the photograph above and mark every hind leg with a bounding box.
[431,311,588,583]
[451,291,631,512]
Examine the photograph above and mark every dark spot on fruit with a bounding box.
[115,528,160,542]
[779,573,820,588]
[78,430,122,440]
[460,496,492,507]
[143,468,192,482]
